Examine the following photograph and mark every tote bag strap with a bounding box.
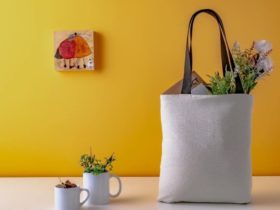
[181,9,243,94]
[188,10,232,75]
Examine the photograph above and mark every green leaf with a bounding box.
[80,149,116,174]
[209,71,236,95]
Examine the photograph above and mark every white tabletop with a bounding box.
[0,176,279,210]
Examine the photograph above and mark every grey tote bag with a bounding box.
[158,9,253,204]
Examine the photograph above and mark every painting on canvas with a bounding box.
[54,31,94,71]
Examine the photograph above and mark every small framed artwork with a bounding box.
[54,30,94,71]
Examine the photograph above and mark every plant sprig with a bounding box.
[208,71,236,95]
[80,148,116,175]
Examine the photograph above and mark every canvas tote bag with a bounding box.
[158,9,253,204]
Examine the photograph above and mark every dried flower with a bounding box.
[254,40,272,55]
[231,40,273,92]
[256,56,273,77]
[232,41,240,51]
[56,179,77,188]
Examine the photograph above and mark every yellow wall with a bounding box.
[0,0,279,176]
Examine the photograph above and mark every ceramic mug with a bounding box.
[54,186,90,210]
[83,172,122,205]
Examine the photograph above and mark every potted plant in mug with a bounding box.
[80,148,122,206]
[54,179,90,210]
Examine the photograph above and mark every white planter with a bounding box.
[83,172,122,205]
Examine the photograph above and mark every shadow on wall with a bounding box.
[94,32,104,72]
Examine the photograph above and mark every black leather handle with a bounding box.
[181,9,243,94]
[188,10,230,75]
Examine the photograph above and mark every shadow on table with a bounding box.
[110,196,148,204]
[157,191,280,210]
[252,190,280,206]
[81,191,280,210]
[157,202,252,210]
[81,196,148,210]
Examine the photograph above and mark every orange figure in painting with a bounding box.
[55,32,92,69]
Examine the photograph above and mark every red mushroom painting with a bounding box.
[54,31,94,71]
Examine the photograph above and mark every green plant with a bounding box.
[232,43,258,93]
[208,71,236,95]
[80,148,116,175]
[208,40,273,94]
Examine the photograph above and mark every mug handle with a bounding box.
[80,188,90,206]
[109,174,122,197]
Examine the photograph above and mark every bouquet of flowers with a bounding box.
[209,40,273,94]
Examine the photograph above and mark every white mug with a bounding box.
[83,172,122,205]
[54,186,90,210]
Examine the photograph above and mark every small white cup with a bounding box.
[83,172,122,205]
[54,186,90,210]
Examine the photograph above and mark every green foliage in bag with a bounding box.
[209,71,236,95]
[208,40,273,94]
